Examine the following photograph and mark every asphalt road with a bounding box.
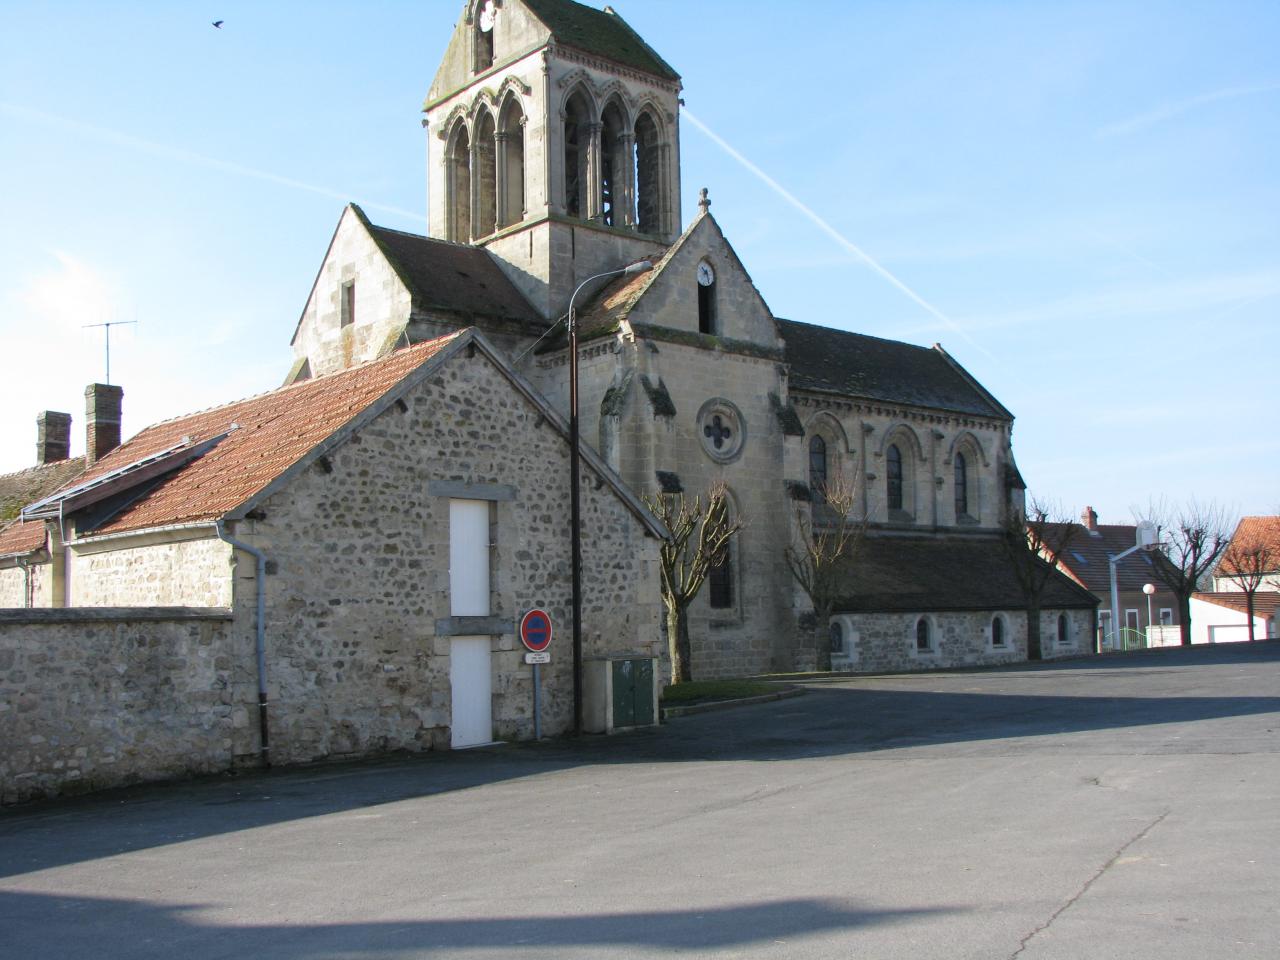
[2,643,1278,959]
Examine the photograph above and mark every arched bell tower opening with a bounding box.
[446,122,472,243]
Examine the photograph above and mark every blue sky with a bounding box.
[2,1,1277,525]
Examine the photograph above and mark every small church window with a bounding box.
[829,620,844,652]
[809,435,827,505]
[340,281,355,328]
[708,545,733,609]
[991,615,1005,647]
[697,260,716,335]
[1057,613,1070,646]
[915,617,931,652]
[954,452,968,518]
[887,444,904,512]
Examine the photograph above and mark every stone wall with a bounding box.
[0,607,250,805]
[829,607,1095,674]
[0,560,51,608]
[69,534,233,607]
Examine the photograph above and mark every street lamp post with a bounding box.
[1143,582,1156,645]
[567,260,652,735]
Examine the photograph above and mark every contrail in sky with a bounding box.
[0,102,427,223]
[1096,80,1280,138]
[681,107,985,355]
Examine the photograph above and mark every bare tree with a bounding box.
[1003,498,1081,660]
[1149,499,1234,646]
[1219,529,1278,642]
[642,483,743,684]
[784,471,866,672]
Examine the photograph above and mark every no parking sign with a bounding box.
[520,608,553,653]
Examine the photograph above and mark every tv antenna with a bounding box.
[83,320,137,385]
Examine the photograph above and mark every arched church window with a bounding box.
[954,452,969,519]
[497,98,525,228]
[809,435,828,505]
[916,617,931,652]
[887,444,904,512]
[708,489,738,610]
[991,615,1005,647]
[697,260,716,335]
[446,123,472,243]
[473,109,497,238]
[563,92,591,220]
[600,101,631,227]
[830,620,844,652]
[1058,613,1069,646]
[634,110,662,235]
[473,0,496,73]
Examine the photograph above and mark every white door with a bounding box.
[449,500,490,616]
[450,635,492,747]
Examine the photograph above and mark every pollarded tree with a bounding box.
[1003,499,1081,660]
[1218,529,1278,642]
[642,482,743,683]
[1149,499,1234,646]
[784,470,865,673]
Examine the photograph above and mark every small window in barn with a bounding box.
[991,615,1005,648]
[915,617,932,653]
[1057,613,1070,647]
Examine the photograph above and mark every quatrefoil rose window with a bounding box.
[696,398,746,463]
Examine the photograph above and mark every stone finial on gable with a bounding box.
[698,187,710,213]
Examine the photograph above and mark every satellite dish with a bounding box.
[1136,520,1158,550]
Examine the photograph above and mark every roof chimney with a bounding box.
[1081,506,1098,531]
[36,411,72,465]
[85,383,123,464]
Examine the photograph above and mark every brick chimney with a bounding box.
[36,411,72,465]
[85,383,123,464]
[1081,506,1098,531]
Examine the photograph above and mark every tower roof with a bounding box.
[524,0,680,81]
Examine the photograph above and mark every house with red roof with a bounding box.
[1,329,665,802]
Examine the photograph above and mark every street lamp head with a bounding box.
[1143,583,1156,596]
[623,260,653,275]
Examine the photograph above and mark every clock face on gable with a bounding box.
[479,0,497,32]
[697,262,715,287]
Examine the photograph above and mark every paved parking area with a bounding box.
[3,643,1278,959]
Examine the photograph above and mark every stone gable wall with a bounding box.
[0,608,248,805]
[229,348,661,764]
[291,209,414,379]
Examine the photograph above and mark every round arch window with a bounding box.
[696,398,746,463]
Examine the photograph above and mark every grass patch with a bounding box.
[660,680,779,706]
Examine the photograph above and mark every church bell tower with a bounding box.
[423,0,683,319]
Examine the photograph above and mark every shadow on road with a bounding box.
[0,890,959,956]
[2,642,1277,880]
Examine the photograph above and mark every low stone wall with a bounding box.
[0,607,251,805]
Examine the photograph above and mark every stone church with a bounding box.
[286,0,1096,675]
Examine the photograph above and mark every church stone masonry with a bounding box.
[284,0,1096,678]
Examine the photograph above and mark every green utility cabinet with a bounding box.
[583,655,659,733]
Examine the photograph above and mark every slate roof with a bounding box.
[356,210,542,325]
[0,334,462,548]
[524,0,680,82]
[1215,516,1280,578]
[777,318,1011,419]
[1194,591,1280,619]
[832,534,1097,614]
[1041,522,1164,594]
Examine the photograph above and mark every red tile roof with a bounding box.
[8,333,461,541]
[1193,591,1280,618]
[1215,516,1280,578]
[0,516,50,559]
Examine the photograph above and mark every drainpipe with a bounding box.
[17,557,32,608]
[215,519,271,768]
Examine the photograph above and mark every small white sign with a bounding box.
[524,651,550,665]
